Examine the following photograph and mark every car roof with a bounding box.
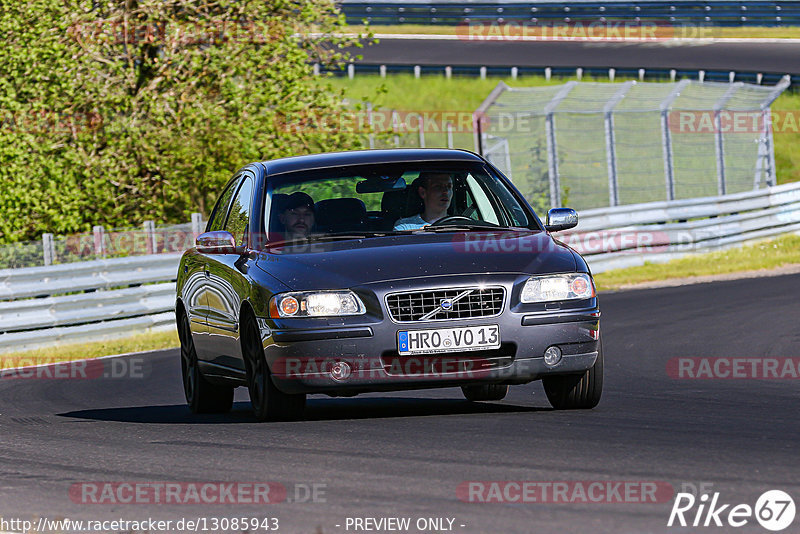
[259,149,484,176]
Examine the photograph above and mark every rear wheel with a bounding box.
[461,384,509,402]
[178,310,233,414]
[241,313,306,422]
[542,339,603,410]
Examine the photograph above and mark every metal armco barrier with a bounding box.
[1,182,799,353]
[340,1,800,26]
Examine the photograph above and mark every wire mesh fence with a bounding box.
[0,219,203,270]
[477,78,790,213]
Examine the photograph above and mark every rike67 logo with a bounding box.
[668,490,796,531]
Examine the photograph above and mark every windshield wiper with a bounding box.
[421,224,510,233]
[266,231,403,248]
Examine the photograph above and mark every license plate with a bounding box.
[397,325,500,355]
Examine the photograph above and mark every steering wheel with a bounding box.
[429,215,499,228]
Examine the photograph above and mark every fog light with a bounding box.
[543,346,562,367]
[330,361,352,381]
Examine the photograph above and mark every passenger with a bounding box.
[393,172,453,230]
[279,192,316,239]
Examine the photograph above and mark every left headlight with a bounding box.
[520,273,595,303]
[269,291,366,318]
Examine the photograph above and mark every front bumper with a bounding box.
[263,306,600,395]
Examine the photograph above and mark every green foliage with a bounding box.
[0,0,369,243]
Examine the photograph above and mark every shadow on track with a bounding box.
[57,397,546,424]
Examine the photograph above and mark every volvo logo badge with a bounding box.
[440,299,454,311]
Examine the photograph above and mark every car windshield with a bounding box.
[265,162,535,243]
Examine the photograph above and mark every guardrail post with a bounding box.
[42,233,55,266]
[418,114,426,148]
[545,67,551,81]
[312,63,319,76]
[380,65,386,78]
[639,69,645,82]
[480,66,487,80]
[446,122,454,149]
[347,64,354,79]
[92,225,105,257]
[414,65,421,79]
[191,213,203,239]
[445,66,452,79]
[144,220,156,255]
[511,67,518,80]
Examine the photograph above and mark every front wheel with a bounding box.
[542,339,603,410]
[241,314,305,422]
[178,311,234,414]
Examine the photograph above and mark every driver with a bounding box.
[394,172,453,230]
[279,192,316,239]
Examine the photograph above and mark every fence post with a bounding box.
[414,65,421,79]
[446,122,454,149]
[445,66,452,79]
[391,110,400,148]
[191,213,204,239]
[418,114,426,148]
[380,65,386,78]
[366,101,375,149]
[659,79,690,201]
[144,220,156,255]
[92,225,105,257]
[760,75,792,187]
[347,63,354,79]
[544,81,578,208]
[42,233,55,266]
[713,82,743,196]
[603,81,635,207]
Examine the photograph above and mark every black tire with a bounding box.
[461,384,509,402]
[178,310,234,414]
[241,313,306,422]
[542,339,604,410]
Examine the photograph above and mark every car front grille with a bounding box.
[386,287,505,322]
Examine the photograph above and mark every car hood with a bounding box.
[254,230,577,290]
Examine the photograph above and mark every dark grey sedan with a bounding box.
[176,149,602,421]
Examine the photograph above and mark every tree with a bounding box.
[0,0,369,243]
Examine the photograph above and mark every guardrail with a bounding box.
[571,181,800,271]
[1,182,799,353]
[324,64,798,92]
[341,1,800,26]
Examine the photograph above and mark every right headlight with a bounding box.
[520,273,595,303]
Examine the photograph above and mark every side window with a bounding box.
[207,177,241,232]
[224,176,254,247]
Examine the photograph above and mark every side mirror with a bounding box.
[545,208,578,232]
[196,231,241,254]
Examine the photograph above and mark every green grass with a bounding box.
[0,329,178,368]
[594,234,800,291]
[352,25,800,40]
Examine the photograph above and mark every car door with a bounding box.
[203,172,256,374]
[192,175,242,362]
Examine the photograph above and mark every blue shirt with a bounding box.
[393,214,429,231]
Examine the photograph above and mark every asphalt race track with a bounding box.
[1,273,799,533]
[350,38,800,76]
